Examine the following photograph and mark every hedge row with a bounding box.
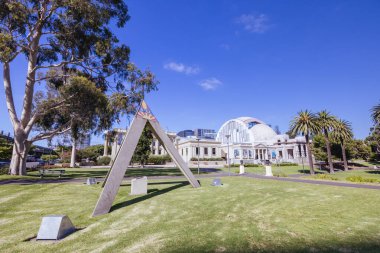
[190,157,224,161]
[147,155,172,165]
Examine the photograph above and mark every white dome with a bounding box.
[216,116,277,144]
[249,124,277,142]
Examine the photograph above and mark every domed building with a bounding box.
[216,117,308,164]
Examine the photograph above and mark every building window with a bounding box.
[204,147,208,155]
[158,149,161,155]
[182,149,183,155]
[196,147,199,155]
[234,149,239,158]
[186,148,188,155]
[212,148,216,155]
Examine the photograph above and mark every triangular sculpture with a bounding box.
[92,101,201,217]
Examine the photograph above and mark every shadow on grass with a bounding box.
[366,170,380,174]
[164,242,380,253]
[297,170,325,174]
[125,168,221,177]
[110,181,190,213]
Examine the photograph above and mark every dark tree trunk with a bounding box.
[341,142,348,171]
[323,129,334,174]
[305,134,315,175]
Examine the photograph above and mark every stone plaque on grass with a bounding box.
[130,176,148,195]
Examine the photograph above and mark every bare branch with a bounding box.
[30,125,71,142]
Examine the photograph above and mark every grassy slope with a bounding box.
[1,177,380,253]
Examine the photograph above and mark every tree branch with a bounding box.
[29,123,72,142]
[3,62,20,127]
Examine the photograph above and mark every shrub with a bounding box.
[97,156,111,166]
[274,163,298,167]
[40,154,59,161]
[346,176,378,183]
[190,157,224,161]
[313,174,338,181]
[0,165,9,175]
[148,155,172,165]
[224,163,260,168]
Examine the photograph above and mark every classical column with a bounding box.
[103,132,109,157]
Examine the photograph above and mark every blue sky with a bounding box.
[1,0,380,146]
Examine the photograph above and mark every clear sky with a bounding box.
[1,0,379,146]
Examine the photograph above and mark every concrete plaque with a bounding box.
[130,176,148,195]
[211,178,222,186]
[37,215,75,240]
[87,177,96,185]
[239,164,245,174]
[265,166,273,176]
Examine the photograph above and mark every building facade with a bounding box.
[105,116,309,165]
[216,117,308,164]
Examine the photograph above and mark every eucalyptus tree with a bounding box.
[0,1,158,175]
[316,110,338,173]
[331,119,353,171]
[289,110,320,174]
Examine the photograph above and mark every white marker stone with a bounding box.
[265,166,273,176]
[239,164,245,174]
[37,215,75,240]
[130,176,148,195]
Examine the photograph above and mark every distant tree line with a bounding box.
[289,101,380,174]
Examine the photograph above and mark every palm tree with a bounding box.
[372,103,380,124]
[331,119,353,171]
[317,110,338,174]
[289,110,320,175]
[371,103,380,155]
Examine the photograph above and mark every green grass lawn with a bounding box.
[223,165,324,176]
[0,167,220,182]
[307,169,380,184]
[1,177,380,252]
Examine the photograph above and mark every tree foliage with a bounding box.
[0,1,158,175]
[289,110,320,174]
[0,138,12,160]
[77,144,105,162]
[132,125,153,166]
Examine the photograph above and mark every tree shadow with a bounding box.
[297,170,325,174]
[120,180,193,187]
[110,181,190,213]
[366,170,380,174]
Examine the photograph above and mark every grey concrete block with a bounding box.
[211,178,222,186]
[87,177,96,185]
[37,215,75,240]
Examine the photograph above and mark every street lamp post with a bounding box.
[196,138,200,175]
[226,134,231,176]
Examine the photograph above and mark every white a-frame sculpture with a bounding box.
[92,101,201,217]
